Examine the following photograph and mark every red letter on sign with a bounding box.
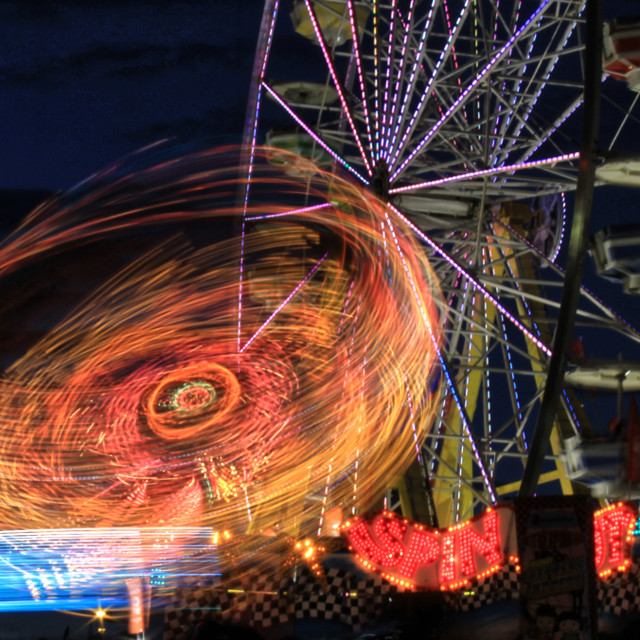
[594,505,636,573]
[397,529,440,579]
[373,515,406,567]
[439,532,457,584]
[348,521,397,567]
[347,516,406,569]
[458,509,502,576]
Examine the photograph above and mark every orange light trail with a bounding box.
[0,146,442,581]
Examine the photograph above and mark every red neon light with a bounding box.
[439,531,456,585]
[342,505,514,590]
[399,529,439,579]
[342,503,637,590]
[458,509,502,576]
[593,502,636,577]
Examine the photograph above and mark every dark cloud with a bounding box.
[3,0,213,20]
[1,39,255,86]
[0,1,262,190]
[124,103,247,147]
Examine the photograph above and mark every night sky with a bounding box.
[1,0,637,305]
[0,0,262,192]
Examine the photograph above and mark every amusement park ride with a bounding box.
[244,0,640,526]
[1,0,640,622]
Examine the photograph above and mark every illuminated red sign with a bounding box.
[341,502,637,590]
[594,502,637,577]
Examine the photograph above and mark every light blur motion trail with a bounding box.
[0,146,442,580]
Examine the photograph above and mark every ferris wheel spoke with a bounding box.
[239,252,328,354]
[494,22,586,167]
[424,442,495,510]
[378,0,399,161]
[606,91,640,150]
[390,151,580,195]
[390,0,557,182]
[376,208,484,511]
[302,0,374,176]
[244,202,332,223]
[384,0,438,162]
[263,81,369,184]
[488,82,555,164]
[245,0,640,526]
[346,0,375,162]
[385,1,425,162]
[387,0,473,170]
[432,352,498,504]
[392,207,553,356]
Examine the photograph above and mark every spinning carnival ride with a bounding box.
[0,148,442,606]
[244,0,640,527]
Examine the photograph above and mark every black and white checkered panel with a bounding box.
[347,574,392,631]
[294,574,327,620]
[163,586,218,640]
[213,586,234,620]
[291,568,388,630]
[598,560,640,616]
[164,559,640,637]
[250,574,293,628]
[457,562,520,612]
[223,578,253,625]
[324,568,356,624]
[163,593,190,640]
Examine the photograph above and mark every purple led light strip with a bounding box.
[518,73,612,165]
[303,0,373,177]
[387,0,472,171]
[405,379,422,463]
[490,0,527,159]
[239,0,281,353]
[262,82,368,185]
[388,151,579,194]
[457,285,479,519]
[390,0,555,182]
[443,352,497,509]
[517,93,585,165]
[245,202,331,222]
[240,252,328,354]
[386,0,437,161]
[347,0,375,166]
[442,0,468,124]
[482,251,494,458]
[388,203,552,357]
[493,8,583,169]
[499,314,527,452]
[551,192,567,264]
[382,0,420,161]
[372,0,381,161]
[382,207,497,504]
[379,0,398,160]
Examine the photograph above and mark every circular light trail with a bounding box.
[0,147,443,558]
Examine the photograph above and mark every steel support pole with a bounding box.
[519,0,602,497]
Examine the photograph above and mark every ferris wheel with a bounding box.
[241,0,640,528]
